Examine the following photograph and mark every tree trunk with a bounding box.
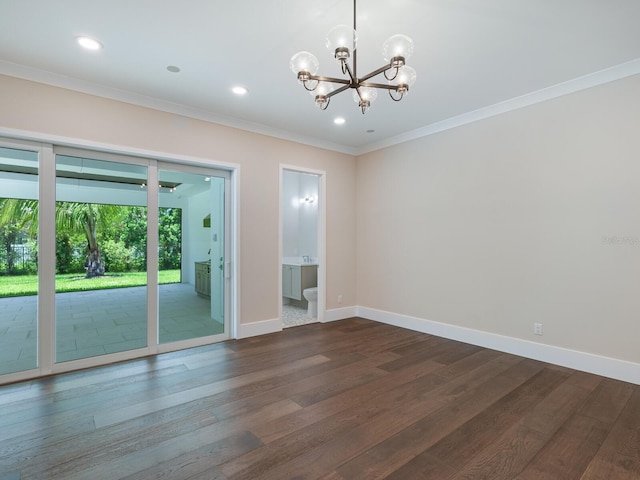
[85,247,105,278]
[84,216,105,278]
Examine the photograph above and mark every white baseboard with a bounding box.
[236,317,281,339]
[236,307,356,339]
[357,306,640,386]
[323,306,357,323]
[235,307,640,385]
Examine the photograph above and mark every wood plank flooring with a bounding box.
[0,318,639,479]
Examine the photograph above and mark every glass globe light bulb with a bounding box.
[382,34,414,66]
[395,65,417,88]
[353,87,378,104]
[312,82,335,109]
[290,51,319,78]
[326,25,357,63]
[310,82,335,97]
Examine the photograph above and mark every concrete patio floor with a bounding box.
[0,283,223,376]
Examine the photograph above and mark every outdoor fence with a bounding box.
[0,244,36,274]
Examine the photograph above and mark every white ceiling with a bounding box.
[1,0,639,155]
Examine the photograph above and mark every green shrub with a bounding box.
[100,239,133,273]
[55,235,85,274]
[56,235,74,274]
[129,246,146,272]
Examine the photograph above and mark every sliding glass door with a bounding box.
[158,166,228,343]
[0,146,39,375]
[0,138,233,384]
[55,154,149,363]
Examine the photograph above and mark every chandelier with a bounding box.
[290,0,416,114]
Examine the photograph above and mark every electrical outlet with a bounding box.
[534,323,543,336]
[338,294,343,304]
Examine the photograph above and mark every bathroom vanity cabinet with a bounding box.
[282,264,317,301]
[195,261,211,297]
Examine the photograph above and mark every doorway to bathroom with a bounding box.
[280,166,324,328]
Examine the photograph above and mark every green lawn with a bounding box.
[0,270,181,297]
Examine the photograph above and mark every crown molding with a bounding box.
[354,59,640,156]
[0,60,357,156]
[2,59,638,157]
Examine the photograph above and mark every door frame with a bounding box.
[279,164,327,327]
[0,135,239,385]
[154,161,233,354]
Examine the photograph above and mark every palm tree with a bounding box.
[1,198,121,278]
[0,199,36,274]
[0,198,37,231]
[56,202,121,277]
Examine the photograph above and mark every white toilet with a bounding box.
[302,287,318,318]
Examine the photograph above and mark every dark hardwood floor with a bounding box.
[1,318,639,480]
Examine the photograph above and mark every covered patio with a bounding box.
[0,283,222,375]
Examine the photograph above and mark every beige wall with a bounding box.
[0,74,357,326]
[3,71,638,368]
[357,74,640,364]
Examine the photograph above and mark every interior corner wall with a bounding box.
[0,74,357,327]
[356,74,640,367]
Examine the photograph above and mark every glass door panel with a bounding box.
[55,155,148,362]
[0,147,39,375]
[158,169,225,343]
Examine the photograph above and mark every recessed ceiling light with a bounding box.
[76,36,103,51]
[334,117,346,125]
[232,86,248,96]
[366,129,375,133]
[166,65,181,73]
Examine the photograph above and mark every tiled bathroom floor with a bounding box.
[282,303,317,328]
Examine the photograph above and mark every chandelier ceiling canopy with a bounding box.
[290,0,417,114]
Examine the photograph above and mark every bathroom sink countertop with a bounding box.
[283,257,317,266]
